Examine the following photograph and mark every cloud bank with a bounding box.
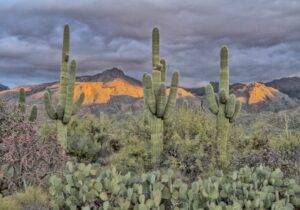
[0,0,300,87]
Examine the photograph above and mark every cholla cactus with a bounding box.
[143,27,179,166]
[205,46,241,167]
[18,88,37,122]
[44,25,84,149]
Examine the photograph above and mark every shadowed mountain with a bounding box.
[264,77,300,100]
[0,84,9,91]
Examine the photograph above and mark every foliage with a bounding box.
[0,121,65,196]
[0,186,50,210]
[49,162,300,209]
[162,107,216,180]
[231,120,300,182]
[0,100,24,140]
[67,115,121,163]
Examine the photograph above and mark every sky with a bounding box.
[0,0,300,88]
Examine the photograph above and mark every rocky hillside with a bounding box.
[0,84,9,91]
[1,69,299,116]
[188,81,299,113]
[0,68,193,118]
[264,77,300,100]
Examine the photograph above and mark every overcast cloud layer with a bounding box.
[0,0,300,88]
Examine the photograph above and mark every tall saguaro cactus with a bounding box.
[18,88,37,122]
[143,27,179,166]
[44,25,85,149]
[205,46,241,167]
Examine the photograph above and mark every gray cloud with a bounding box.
[0,0,300,87]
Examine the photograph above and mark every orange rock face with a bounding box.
[73,79,144,105]
[1,78,194,106]
[248,82,278,104]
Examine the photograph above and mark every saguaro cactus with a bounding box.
[18,88,37,122]
[44,25,84,149]
[143,27,179,166]
[205,46,241,166]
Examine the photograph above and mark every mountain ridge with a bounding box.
[0,69,299,115]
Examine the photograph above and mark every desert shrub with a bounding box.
[49,161,300,209]
[230,130,300,184]
[111,136,150,173]
[0,186,50,210]
[162,108,217,179]
[0,100,24,140]
[0,121,65,196]
[269,134,300,180]
[66,114,121,163]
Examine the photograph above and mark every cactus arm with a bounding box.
[205,84,219,115]
[219,89,228,104]
[219,46,229,94]
[152,27,160,68]
[59,25,70,107]
[225,95,236,118]
[143,74,156,114]
[56,104,64,120]
[63,60,76,124]
[214,93,219,106]
[18,88,26,113]
[45,88,52,100]
[229,100,241,123]
[44,91,57,120]
[72,92,85,114]
[160,59,166,84]
[156,84,166,117]
[28,105,38,122]
[164,71,179,119]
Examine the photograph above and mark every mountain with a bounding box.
[1,69,299,117]
[0,84,9,91]
[188,81,299,112]
[264,77,300,100]
[0,68,193,118]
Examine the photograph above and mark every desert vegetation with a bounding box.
[0,25,300,210]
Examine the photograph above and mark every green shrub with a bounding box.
[162,107,217,179]
[0,186,50,210]
[49,162,300,209]
[111,136,150,173]
[67,115,121,163]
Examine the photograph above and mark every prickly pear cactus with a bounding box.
[44,25,84,149]
[205,46,241,167]
[18,88,37,122]
[143,27,179,166]
[49,163,300,210]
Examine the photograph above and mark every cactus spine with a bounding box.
[44,25,84,149]
[205,46,241,167]
[18,88,37,122]
[143,27,179,166]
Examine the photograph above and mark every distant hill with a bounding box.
[0,84,9,91]
[264,77,300,100]
[187,81,299,113]
[1,69,299,117]
[0,68,193,118]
